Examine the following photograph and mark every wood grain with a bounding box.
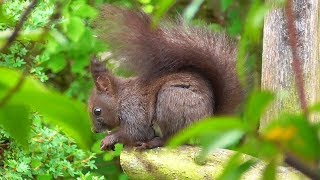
[261,0,319,128]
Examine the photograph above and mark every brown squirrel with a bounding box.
[88,5,245,151]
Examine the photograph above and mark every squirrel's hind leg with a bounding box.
[155,74,214,139]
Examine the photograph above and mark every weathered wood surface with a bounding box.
[261,0,320,128]
[120,146,305,180]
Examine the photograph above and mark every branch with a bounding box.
[283,1,320,179]
[284,0,308,116]
[284,154,319,180]
[0,29,44,42]
[0,70,28,107]
[0,0,39,53]
[0,2,62,108]
[120,146,305,179]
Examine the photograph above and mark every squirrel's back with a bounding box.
[95,5,244,114]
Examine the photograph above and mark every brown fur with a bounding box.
[88,6,245,151]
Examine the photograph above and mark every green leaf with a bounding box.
[196,130,244,163]
[0,4,13,25]
[262,160,276,180]
[0,103,31,148]
[236,2,268,85]
[221,0,234,11]
[0,29,44,43]
[16,162,30,172]
[102,143,123,161]
[49,29,68,46]
[239,136,279,160]
[245,2,268,43]
[114,143,124,156]
[72,3,98,18]
[244,91,273,130]
[168,117,246,147]
[142,4,154,14]
[262,114,320,161]
[139,0,151,4]
[0,68,94,149]
[47,54,67,73]
[103,152,114,161]
[153,0,175,26]
[36,174,53,180]
[217,153,256,180]
[182,0,205,22]
[227,10,243,36]
[91,139,103,154]
[208,23,223,32]
[32,94,94,149]
[66,17,85,42]
[70,29,105,54]
[31,159,42,169]
[118,173,128,180]
[308,103,320,112]
[71,56,89,74]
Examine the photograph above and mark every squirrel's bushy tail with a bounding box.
[95,5,244,114]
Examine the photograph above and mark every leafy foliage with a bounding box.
[0,104,31,148]
[169,91,320,178]
[262,114,320,161]
[0,0,319,179]
[0,0,108,178]
[217,154,257,180]
[0,68,94,149]
[0,113,101,179]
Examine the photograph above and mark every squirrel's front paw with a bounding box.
[101,135,117,151]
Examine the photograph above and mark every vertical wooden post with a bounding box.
[261,0,320,129]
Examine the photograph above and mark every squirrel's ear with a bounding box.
[90,57,114,93]
[95,75,114,93]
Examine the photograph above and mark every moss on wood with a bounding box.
[120,146,306,180]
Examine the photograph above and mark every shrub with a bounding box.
[0,112,103,179]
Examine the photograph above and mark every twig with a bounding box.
[0,2,62,108]
[283,1,319,179]
[0,70,28,107]
[284,0,308,116]
[284,154,319,180]
[0,0,38,107]
[0,0,39,53]
[0,43,35,108]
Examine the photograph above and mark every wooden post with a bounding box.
[261,0,320,128]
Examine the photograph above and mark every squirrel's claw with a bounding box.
[135,141,148,151]
[134,137,164,150]
[101,135,117,151]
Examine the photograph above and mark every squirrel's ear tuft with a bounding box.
[90,56,114,93]
[90,56,108,80]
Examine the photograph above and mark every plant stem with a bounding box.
[0,0,39,53]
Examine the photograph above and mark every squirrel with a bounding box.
[88,5,245,151]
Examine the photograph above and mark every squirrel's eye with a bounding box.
[93,108,102,116]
